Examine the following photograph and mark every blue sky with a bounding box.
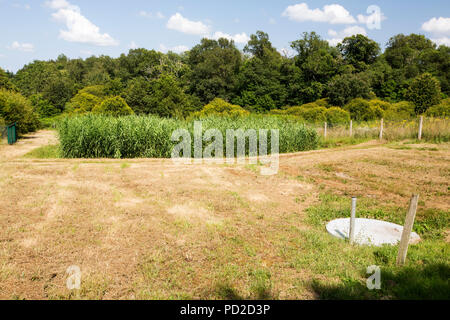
[1,0,449,72]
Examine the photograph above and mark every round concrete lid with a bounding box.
[326,218,421,246]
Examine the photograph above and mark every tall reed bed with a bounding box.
[58,114,319,159]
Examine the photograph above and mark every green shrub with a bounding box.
[325,107,351,126]
[327,73,372,106]
[39,113,66,129]
[283,105,327,124]
[92,96,134,116]
[58,114,319,159]
[192,98,249,118]
[281,106,301,116]
[269,109,286,115]
[78,85,107,98]
[0,67,17,92]
[426,104,450,117]
[0,89,39,135]
[300,107,327,123]
[344,98,383,121]
[314,98,330,108]
[67,92,102,114]
[30,94,60,118]
[385,101,416,120]
[426,99,450,117]
[299,102,320,109]
[406,73,441,114]
[442,98,450,105]
[144,74,201,118]
[369,99,392,111]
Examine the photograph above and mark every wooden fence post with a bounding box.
[349,197,357,244]
[379,118,384,140]
[324,122,327,139]
[396,194,419,266]
[418,116,423,140]
[349,120,353,137]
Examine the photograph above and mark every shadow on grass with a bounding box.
[311,263,450,300]
[215,283,244,300]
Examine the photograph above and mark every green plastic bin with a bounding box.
[7,123,17,145]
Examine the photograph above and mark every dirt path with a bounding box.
[0,130,57,161]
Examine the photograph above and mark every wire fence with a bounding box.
[315,117,450,142]
[0,125,7,140]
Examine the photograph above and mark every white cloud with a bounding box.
[329,26,367,37]
[211,31,250,44]
[139,10,165,19]
[278,47,295,58]
[282,3,356,24]
[422,17,450,35]
[129,41,138,49]
[80,50,93,56]
[269,18,276,25]
[357,11,386,25]
[327,39,342,47]
[171,45,189,53]
[7,41,34,52]
[327,26,367,46]
[139,10,152,18]
[12,3,31,10]
[45,0,75,10]
[159,44,189,54]
[167,13,210,36]
[421,17,450,47]
[431,37,450,46]
[45,0,119,46]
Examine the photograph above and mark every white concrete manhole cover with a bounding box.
[326,218,421,246]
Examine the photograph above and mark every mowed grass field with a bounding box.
[0,130,448,300]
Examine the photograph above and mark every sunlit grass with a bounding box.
[23,144,61,159]
[298,193,450,299]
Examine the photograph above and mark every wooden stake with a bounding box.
[324,122,327,139]
[418,116,423,140]
[349,120,353,137]
[396,194,419,266]
[379,118,384,140]
[349,197,357,244]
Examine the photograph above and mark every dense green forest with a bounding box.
[0,31,449,134]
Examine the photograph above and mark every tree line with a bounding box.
[0,31,449,134]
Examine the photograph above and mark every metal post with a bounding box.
[349,197,357,244]
[379,119,384,140]
[418,116,423,140]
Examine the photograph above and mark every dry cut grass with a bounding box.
[0,131,448,299]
